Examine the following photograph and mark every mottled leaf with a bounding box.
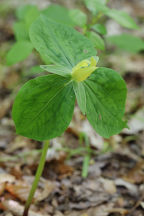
[29,15,96,69]
[83,67,127,138]
[12,75,75,141]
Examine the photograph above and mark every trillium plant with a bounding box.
[12,15,127,215]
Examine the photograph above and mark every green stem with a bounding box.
[92,12,104,25]
[82,153,91,178]
[81,133,91,178]
[23,140,49,216]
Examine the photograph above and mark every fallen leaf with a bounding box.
[35,179,55,202]
[115,178,138,195]
[1,200,49,216]
[100,178,117,195]
[0,98,11,119]
[124,108,144,134]
[6,181,31,202]
[5,178,55,203]
[0,173,15,184]
[123,160,144,184]
[66,203,114,216]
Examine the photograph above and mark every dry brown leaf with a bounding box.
[124,108,144,135]
[44,157,74,179]
[100,178,117,195]
[54,211,64,216]
[115,178,138,195]
[0,98,11,119]
[10,164,23,179]
[0,183,5,196]
[123,161,144,184]
[107,54,144,74]
[2,70,19,89]
[35,179,55,202]
[5,213,13,216]
[5,182,31,202]
[0,173,15,184]
[140,201,144,209]
[0,173,15,196]
[1,200,49,216]
[66,203,114,216]
[5,178,55,203]
[107,207,128,215]
[6,136,32,153]
[0,201,6,211]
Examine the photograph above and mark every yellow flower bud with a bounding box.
[72,56,98,82]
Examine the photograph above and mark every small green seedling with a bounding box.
[11,15,127,216]
[6,4,40,65]
[6,4,86,66]
[84,0,138,29]
[6,1,140,66]
[6,2,141,215]
[13,16,127,140]
[83,0,139,51]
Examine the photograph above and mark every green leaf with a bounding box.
[88,31,105,50]
[29,65,44,75]
[40,55,52,65]
[91,24,107,35]
[40,65,71,77]
[83,67,127,138]
[24,5,40,29]
[84,0,138,29]
[29,15,96,68]
[107,33,144,53]
[69,9,87,27]
[84,0,108,14]
[73,81,86,115]
[16,4,39,29]
[13,22,29,41]
[105,9,138,29]
[42,4,74,26]
[16,4,37,20]
[6,41,33,65]
[12,75,75,141]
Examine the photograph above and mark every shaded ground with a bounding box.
[0,0,144,216]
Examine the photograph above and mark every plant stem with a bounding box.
[92,12,104,25]
[82,152,91,178]
[23,140,49,216]
[81,133,91,178]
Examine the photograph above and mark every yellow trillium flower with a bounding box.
[72,56,98,82]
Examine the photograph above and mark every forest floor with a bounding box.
[0,0,144,215]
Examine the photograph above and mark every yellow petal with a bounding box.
[73,66,96,82]
[73,59,90,71]
[72,56,98,82]
[90,56,97,67]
